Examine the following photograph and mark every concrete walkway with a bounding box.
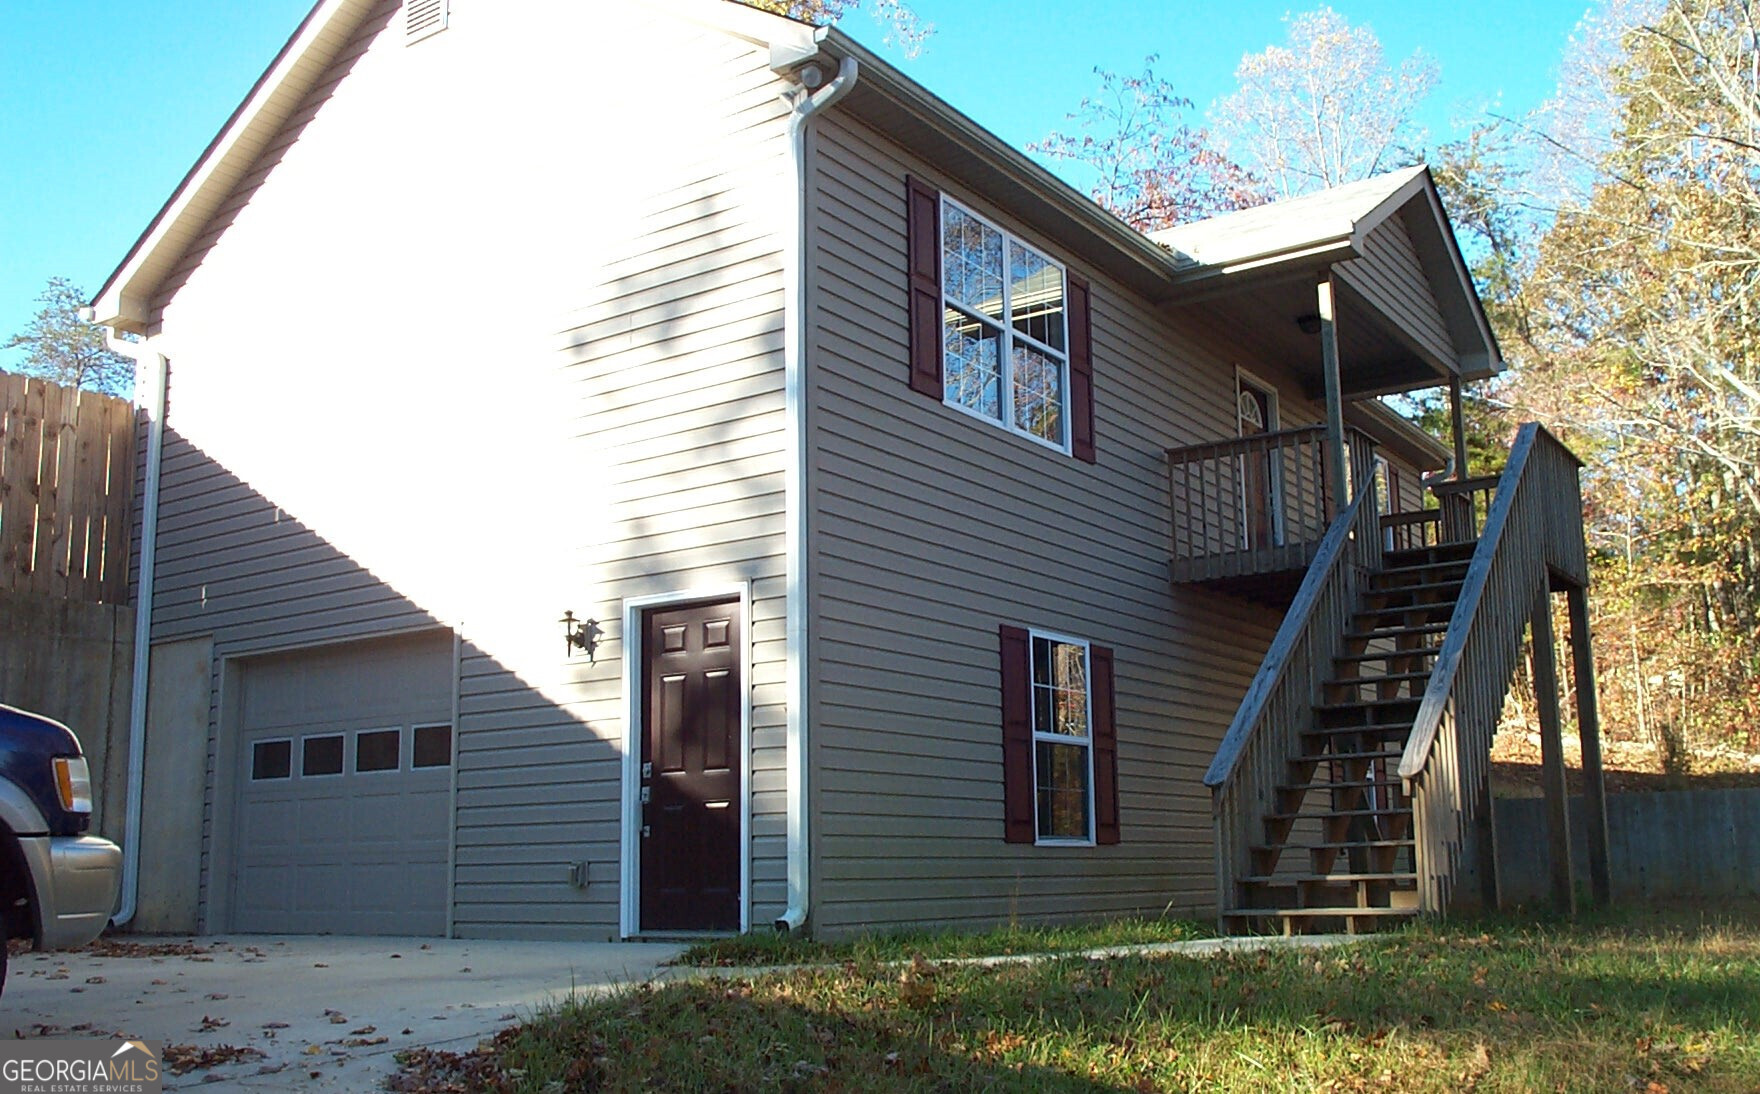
[1,931,1354,1091]
[1,935,683,1091]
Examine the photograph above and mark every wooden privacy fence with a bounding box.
[0,372,135,604]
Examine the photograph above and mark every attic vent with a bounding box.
[405,0,448,44]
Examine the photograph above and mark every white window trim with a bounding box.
[1028,628,1097,847]
[940,196,1073,456]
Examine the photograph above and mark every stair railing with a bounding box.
[1203,434,1383,921]
[1397,424,1589,913]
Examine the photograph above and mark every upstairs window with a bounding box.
[906,178,1096,462]
[942,199,1070,451]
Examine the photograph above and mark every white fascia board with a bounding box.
[90,0,378,330]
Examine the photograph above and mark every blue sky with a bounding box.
[0,0,1594,362]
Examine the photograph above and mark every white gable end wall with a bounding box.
[145,0,794,938]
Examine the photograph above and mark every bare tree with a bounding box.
[1210,7,1439,197]
[740,0,929,56]
[4,277,133,398]
[1033,58,1267,230]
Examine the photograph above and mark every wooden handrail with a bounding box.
[1166,424,1327,465]
[1428,475,1501,497]
[1204,486,1374,790]
[1396,423,1590,913]
[1203,433,1384,920]
[1398,429,1535,780]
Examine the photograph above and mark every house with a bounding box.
[89,0,1607,940]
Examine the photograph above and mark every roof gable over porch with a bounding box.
[1151,166,1501,400]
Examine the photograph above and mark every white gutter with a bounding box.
[98,330,166,928]
[776,52,857,935]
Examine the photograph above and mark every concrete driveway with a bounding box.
[1,935,685,1091]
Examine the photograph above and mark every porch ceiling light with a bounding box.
[1296,313,1323,335]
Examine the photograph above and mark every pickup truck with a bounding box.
[0,703,122,996]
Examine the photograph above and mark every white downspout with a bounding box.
[776,53,857,934]
[101,332,166,929]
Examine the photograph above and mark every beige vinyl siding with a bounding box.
[1338,214,1455,372]
[805,115,1298,933]
[140,1,793,938]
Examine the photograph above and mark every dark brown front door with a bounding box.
[640,598,741,932]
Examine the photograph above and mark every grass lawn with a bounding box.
[392,905,1760,1092]
[673,916,1209,967]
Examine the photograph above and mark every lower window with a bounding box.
[1030,633,1093,842]
[999,623,1118,846]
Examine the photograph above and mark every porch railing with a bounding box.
[1202,451,1384,919]
[1166,426,1377,583]
[1398,425,1589,913]
[1382,475,1501,551]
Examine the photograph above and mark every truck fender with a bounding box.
[0,778,48,838]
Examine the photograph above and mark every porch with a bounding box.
[1165,425,1499,596]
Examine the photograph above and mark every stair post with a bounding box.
[1567,585,1613,907]
[1530,585,1576,916]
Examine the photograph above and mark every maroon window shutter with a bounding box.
[1091,644,1120,844]
[905,177,944,400]
[1067,273,1096,462]
[999,624,1034,843]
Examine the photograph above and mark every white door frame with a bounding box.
[1234,367,1285,547]
[619,583,753,939]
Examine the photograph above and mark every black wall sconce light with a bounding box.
[1295,313,1323,335]
[560,610,602,662]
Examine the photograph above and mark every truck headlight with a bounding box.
[54,756,92,813]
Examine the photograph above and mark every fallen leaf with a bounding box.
[205,993,228,1001]
[85,976,106,984]
[348,1026,377,1035]
[262,1022,289,1030]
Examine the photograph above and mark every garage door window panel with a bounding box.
[251,739,292,781]
[354,729,401,774]
[412,724,452,769]
[302,734,345,778]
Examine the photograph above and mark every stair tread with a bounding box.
[1266,806,1413,821]
[1316,697,1423,712]
[1223,906,1420,918]
[1384,543,1477,561]
[1278,778,1403,792]
[1344,622,1451,640]
[1254,839,1415,852]
[1244,871,1416,883]
[1294,749,1405,763]
[1302,723,1417,738]
[1355,602,1457,619]
[1326,670,1433,686]
[1367,577,1467,594]
[1334,652,1439,668]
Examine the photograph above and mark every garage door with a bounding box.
[230,631,452,935]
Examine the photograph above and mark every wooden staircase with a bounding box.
[1223,541,1476,935]
[1204,424,1594,936]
